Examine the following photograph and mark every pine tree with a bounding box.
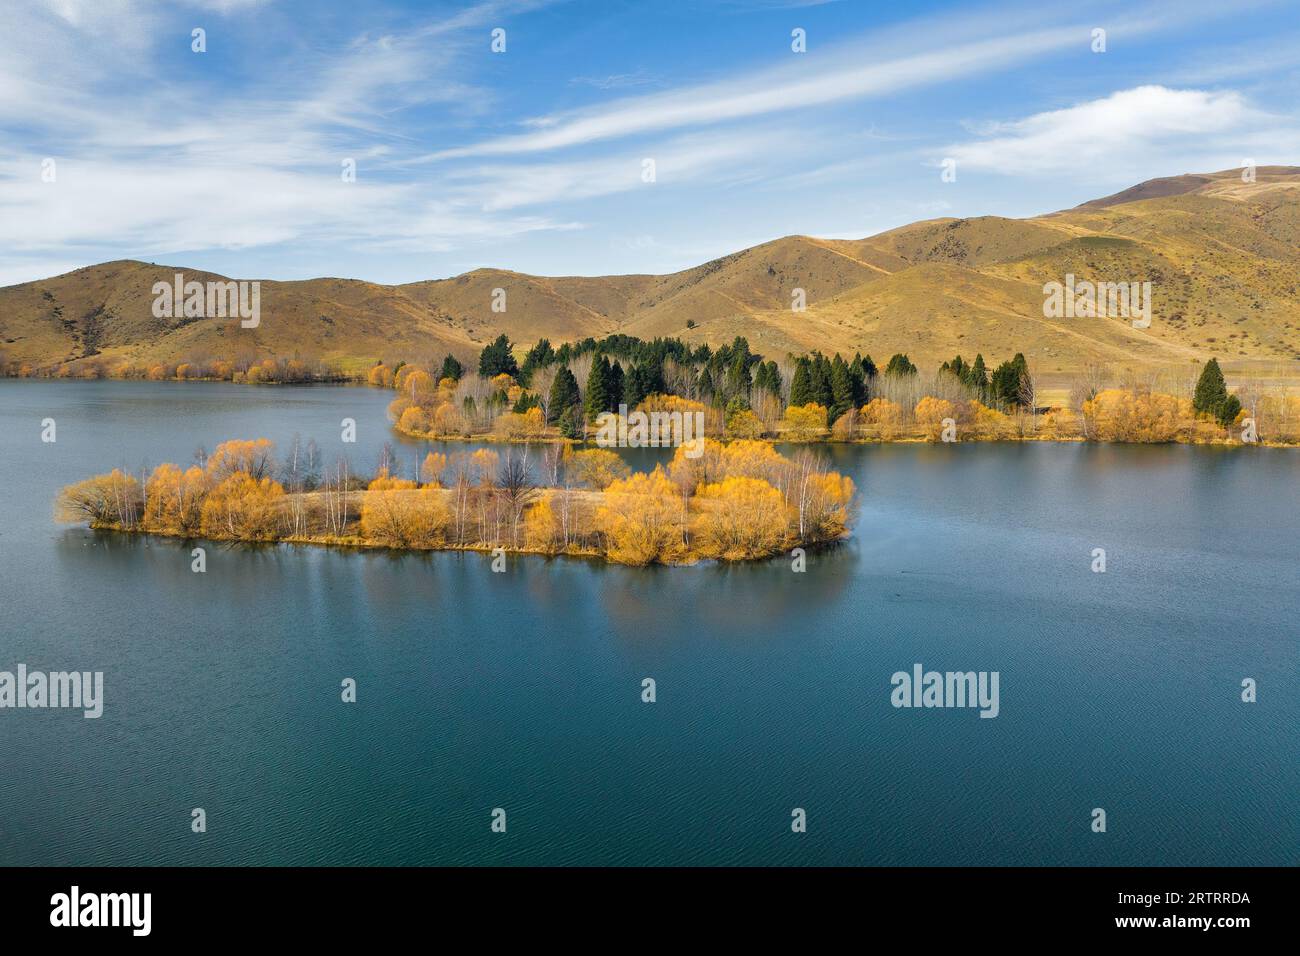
[557,404,580,439]
[623,364,647,408]
[585,356,612,422]
[1193,359,1228,416]
[1217,393,1242,427]
[547,366,580,425]
[762,361,782,397]
[643,359,666,396]
[829,354,855,423]
[789,357,813,407]
[608,361,625,411]
[968,354,987,397]
[440,354,464,382]
[512,391,540,413]
[478,334,519,378]
[697,366,715,403]
[848,355,866,407]
[990,360,1018,407]
[811,353,834,406]
[884,353,917,377]
[519,339,555,385]
[725,353,752,399]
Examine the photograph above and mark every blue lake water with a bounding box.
[0,379,1295,865]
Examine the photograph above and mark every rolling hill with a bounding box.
[2,166,1298,384]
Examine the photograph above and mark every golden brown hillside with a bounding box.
[2,167,1297,384]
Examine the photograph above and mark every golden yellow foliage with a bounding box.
[393,365,432,393]
[56,470,142,526]
[523,496,560,552]
[720,439,786,481]
[597,466,686,565]
[493,407,545,439]
[694,476,788,559]
[359,488,449,547]
[569,448,631,489]
[782,403,829,441]
[144,463,209,534]
[830,409,858,441]
[1082,389,1189,442]
[914,396,958,441]
[469,449,500,485]
[206,438,275,481]
[420,453,447,486]
[725,408,764,439]
[369,468,417,491]
[803,471,856,542]
[637,394,706,415]
[397,405,428,434]
[861,398,904,439]
[200,473,285,539]
[431,402,466,436]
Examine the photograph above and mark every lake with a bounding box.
[0,379,1295,866]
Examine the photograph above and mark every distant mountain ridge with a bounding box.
[2,166,1298,380]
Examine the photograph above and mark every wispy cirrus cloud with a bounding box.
[422,26,1093,161]
[1,0,1296,286]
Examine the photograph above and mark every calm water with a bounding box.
[0,379,1295,866]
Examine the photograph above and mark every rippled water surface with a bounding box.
[0,380,1295,865]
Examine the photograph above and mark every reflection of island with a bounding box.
[56,437,855,566]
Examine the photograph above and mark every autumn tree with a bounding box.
[914,396,958,442]
[694,476,788,560]
[781,403,829,441]
[360,488,449,548]
[568,448,630,489]
[144,463,209,534]
[56,470,142,527]
[200,473,285,539]
[206,438,275,481]
[597,467,686,565]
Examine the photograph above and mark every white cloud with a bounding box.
[941,86,1285,177]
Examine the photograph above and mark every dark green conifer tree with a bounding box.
[1193,358,1228,416]
[440,354,464,382]
[478,334,519,378]
[585,356,611,422]
[547,366,580,425]
[608,361,625,411]
[829,354,855,423]
[789,357,813,407]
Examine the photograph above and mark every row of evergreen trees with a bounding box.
[941,352,1032,409]
[789,353,876,423]
[450,334,1040,431]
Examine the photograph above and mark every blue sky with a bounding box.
[1,0,1297,286]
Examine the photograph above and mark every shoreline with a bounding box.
[56,442,858,567]
[76,522,855,567]
[7,374,1296,448]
